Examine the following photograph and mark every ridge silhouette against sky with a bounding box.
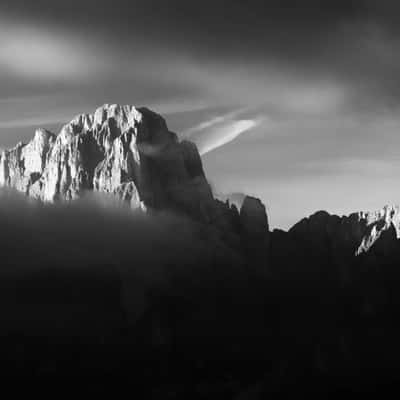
[1,1,400,229]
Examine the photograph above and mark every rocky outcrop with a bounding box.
[240,196,269,237]
[356,205,400,254]
[0,129,55,194]
[239,196,270,270]
[0,104,216,220]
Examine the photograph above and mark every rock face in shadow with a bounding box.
[290,205,400,252]
[239,196,270,272]
[268,205,400,285]
[287,205,400,259]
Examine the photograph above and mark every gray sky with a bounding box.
[1,0,400,229]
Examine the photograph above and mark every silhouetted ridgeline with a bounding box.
[0,106,400,396]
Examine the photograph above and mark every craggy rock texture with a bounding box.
[0,104,214,218]
[0,129,55,194]
[356,205,400,254]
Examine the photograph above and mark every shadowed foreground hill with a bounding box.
[1,106,400,396]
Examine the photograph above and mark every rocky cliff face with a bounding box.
[356,205,400,254]
[0,105,216,216]
[0,128,55,194]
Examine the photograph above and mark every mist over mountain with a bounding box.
[1,105,400,395]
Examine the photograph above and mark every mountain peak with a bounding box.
[0,104,208,214]
[60,104,168,141]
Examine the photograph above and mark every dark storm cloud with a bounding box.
[0,0,388,35]
[1,0,398,51]
[2,0,400,111]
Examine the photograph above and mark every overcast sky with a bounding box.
[1,0,400,228]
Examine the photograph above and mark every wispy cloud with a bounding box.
[183,109,260,155]
[182,108,247,135]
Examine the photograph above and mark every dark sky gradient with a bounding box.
[1,1,400,228]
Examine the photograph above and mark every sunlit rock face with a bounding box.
[356,205,400,255]
[0,129,55,194]
[0,104,214,217]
